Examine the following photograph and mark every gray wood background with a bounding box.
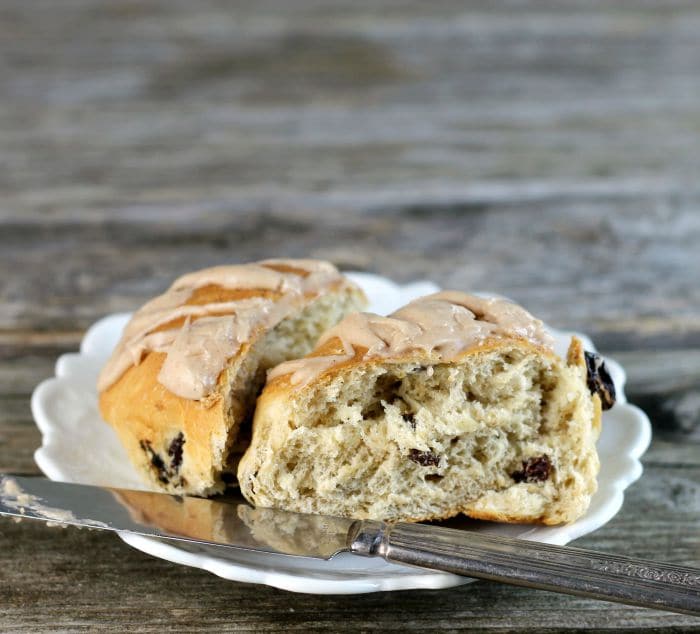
[1,0,699,631]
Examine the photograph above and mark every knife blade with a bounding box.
[2,474,699,616]
[0,474,351,559]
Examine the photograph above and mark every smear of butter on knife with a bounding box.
[1,476,109,528]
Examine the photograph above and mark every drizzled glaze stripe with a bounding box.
[97,259,349,400]
[267,291,555,386]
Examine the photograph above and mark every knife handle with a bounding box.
[349,521,700,616]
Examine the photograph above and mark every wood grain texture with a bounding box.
[1,0,699,630]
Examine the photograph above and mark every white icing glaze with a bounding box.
[268,292,554,386]
[97,259,348,400]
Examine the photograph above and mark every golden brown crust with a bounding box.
[154,285,282,333]
[457,507,549,524]
[567,336,603,433]
[99,346,235,494]
[98,263,366,495]
[264,335,558,396]
[100,287,320,494]
[266,292,555,388]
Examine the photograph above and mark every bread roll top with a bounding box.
[98,259,352,400]
[268,291,555,387]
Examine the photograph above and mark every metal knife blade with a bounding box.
[2,474,700,616]
[0,474,353,559]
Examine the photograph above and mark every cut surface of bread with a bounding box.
[98,259,366,495]
[239,292,606,525]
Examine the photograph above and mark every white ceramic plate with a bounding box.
[31,273,651,594]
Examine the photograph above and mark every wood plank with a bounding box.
[2,198,700,351]
[0,0,699,352]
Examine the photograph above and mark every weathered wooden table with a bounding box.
[1,1,699,631]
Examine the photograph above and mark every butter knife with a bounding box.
[1,475,698,615]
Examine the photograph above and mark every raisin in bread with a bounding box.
[98,259,366,495]
[238,291,614,525]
